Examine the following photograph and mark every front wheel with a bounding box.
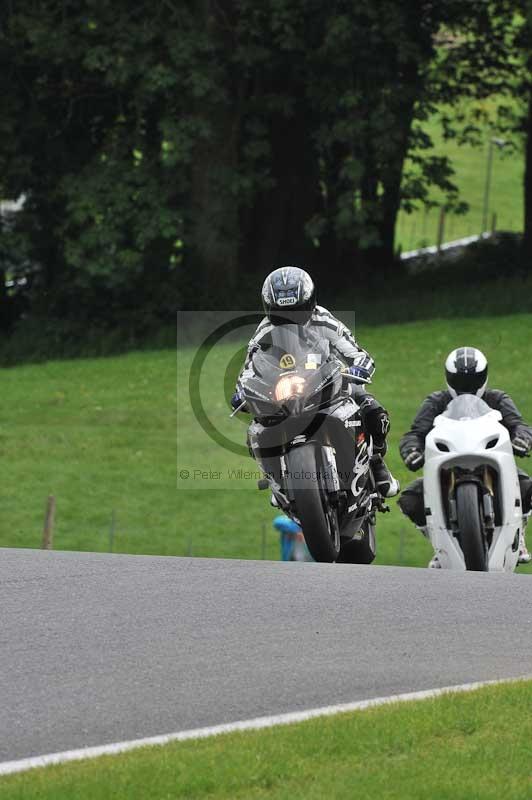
[455,482,488,571]
[286,445,340,563]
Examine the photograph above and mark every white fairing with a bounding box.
[424,395,522,572]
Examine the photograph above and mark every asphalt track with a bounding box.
[1,548,531,763]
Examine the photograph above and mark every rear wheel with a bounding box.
[287,445,340,563]
[455,482,488,571]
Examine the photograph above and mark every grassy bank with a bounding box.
[1,313,531,572]
[1,680,530,799]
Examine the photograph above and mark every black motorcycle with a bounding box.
[234,324,387,563]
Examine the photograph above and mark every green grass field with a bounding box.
[1,680,530,799]
[396,105,524,251]
[0,351,181,556]
[1,313,531,572]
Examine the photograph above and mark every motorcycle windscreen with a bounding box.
[443,394,492,421]
[252,324,329,374]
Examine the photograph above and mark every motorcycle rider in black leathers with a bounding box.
[232,266,400,499]
[398,347,532,566]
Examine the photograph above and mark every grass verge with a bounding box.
[1,680,531,799]
[1,313,531,572]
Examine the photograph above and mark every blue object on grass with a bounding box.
[273,515,313,561]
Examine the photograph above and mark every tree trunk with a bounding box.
[366,69,418,274]
[185,0,241,308]
[0,267,8,331]
[188,136,240,306]
[375,131,413,271]
[308,141,364,290]
[241,102,321,285]
[524,88,532,262]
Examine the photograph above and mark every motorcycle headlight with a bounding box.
[274,375,306,402]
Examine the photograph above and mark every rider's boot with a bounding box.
[371,455,400,498]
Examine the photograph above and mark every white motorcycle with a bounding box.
[423,394,523,572]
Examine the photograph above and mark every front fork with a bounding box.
[447,468,496,541]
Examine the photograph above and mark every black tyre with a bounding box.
[286,445,340,563]
[337,518,376,564]
[456,482,488,571]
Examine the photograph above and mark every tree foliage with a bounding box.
[0,0,525,334]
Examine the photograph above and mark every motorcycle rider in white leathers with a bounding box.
[398,347,532,566]
[231,266,400,498]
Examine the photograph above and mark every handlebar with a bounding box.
[342,373,372,386]
[229,401,248,418]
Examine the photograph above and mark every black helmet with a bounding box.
[445,347,488,398]
[261,267,316,325]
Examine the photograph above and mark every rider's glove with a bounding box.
[349,354,375,383]
[404,449,425,471]
[512,434,532,457]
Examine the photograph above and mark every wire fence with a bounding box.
[396,205,519,256]
[35,497,409,565]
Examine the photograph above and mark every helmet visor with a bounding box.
[446,367,487,395]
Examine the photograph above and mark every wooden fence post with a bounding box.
[42,496,56,550]
[109,510,116,553]
[261,521,266,560]
[437,207,446,252]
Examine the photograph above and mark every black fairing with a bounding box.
[241,324,342,417]
[242,324,374,535]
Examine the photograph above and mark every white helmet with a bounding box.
[445,347,488,398]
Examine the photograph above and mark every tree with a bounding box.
[0,0,523,333]
[449,0,532,262]
[0,1,185,323]
[518,1,532,259]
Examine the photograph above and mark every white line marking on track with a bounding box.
[1,675,530,777]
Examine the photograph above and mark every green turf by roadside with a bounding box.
[1,680,530,799]
[1,313,531,571]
